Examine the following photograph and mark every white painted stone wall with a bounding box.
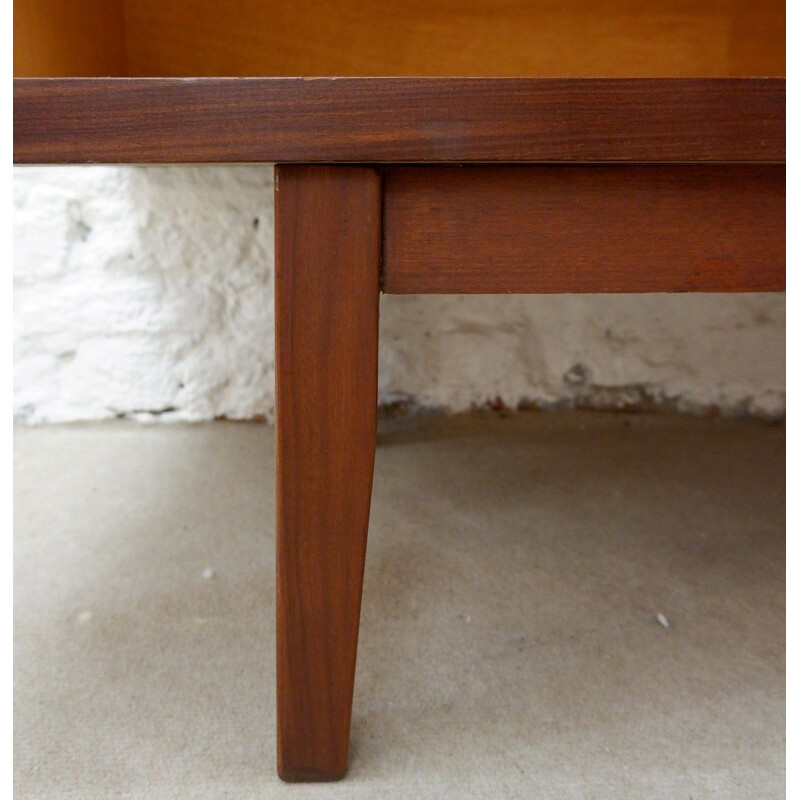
[14,166,785,423]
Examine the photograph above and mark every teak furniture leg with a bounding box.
[274,165,381,782]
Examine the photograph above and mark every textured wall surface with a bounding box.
[14,166,785,423]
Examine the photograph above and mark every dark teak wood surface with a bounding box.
[13,78,785,164]
[274,165,381,781]
[382,166,785,294]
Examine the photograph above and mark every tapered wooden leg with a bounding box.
[274,165,381,782]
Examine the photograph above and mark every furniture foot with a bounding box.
[274,165,381,781]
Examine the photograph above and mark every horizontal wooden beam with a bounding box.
[382,166,785,293]
[13,78,784,164]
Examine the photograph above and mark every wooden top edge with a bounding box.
[14,77,785,164]
[13,76,787,81]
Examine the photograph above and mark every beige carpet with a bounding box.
[14,412,785,798]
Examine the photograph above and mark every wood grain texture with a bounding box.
[382,166,785,293]
[13,0,125,77]
[121,0,783,79]
[14,0,784,79]
[275,166,381,782]
[13,78,785,165]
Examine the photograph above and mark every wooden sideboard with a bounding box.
[14,0,785,782]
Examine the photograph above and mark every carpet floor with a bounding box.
[14,412,785,798]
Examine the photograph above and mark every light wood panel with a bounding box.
[123,0,784,77]
[382,166,785,293]
[14,0,785,77]
[14,0,125,77]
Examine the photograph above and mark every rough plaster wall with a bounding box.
[14,166,785,423]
